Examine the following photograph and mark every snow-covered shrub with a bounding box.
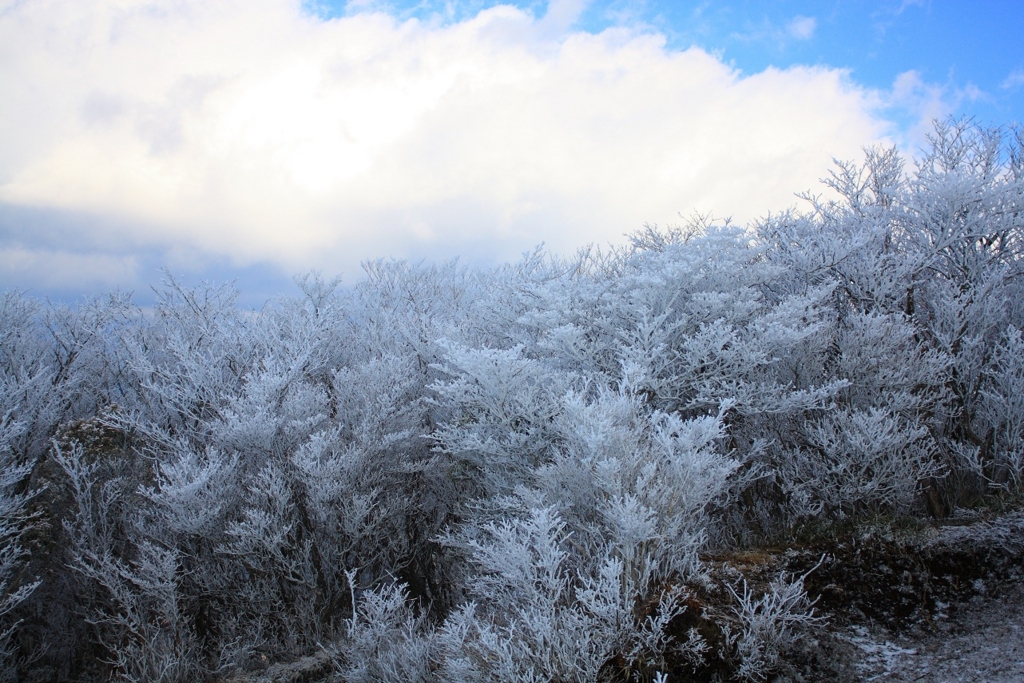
[979,326,1024,488]
[121,277,258,447]
[778,407,939,518]
[437,505,688,683]
[0,417,38,682]
[758,120,1024,513]
[431,343,576,503]
[339,577,434,683]
[54,440,200,683]
[725,570,821,681]
[432,382,748,680]
[534,389,746,584]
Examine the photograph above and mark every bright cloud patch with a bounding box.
[0,0,893,289]
[787,16,817,41]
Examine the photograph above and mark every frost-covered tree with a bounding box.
[1,119,1021,681]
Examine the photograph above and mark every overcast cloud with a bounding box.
[1,0,919,299]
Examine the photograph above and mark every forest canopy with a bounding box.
[1,120,1023,681]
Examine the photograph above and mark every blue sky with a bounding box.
[1,0,1021,306]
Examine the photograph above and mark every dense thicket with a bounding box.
[1,120,1023,681]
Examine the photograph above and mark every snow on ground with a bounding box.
[845,580,1024,682]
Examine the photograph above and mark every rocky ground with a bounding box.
[842,579,1024,682]
[777,509,1024,682]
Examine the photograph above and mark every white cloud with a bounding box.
[538,0,592,34]
[1002,69,1024,90]
[884,70,964,152]
[0,0,893,285]
[896,0,927,14]
[786,15,816,41]
[890,70,945,110]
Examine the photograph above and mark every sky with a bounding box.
[1,0,1022,306]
